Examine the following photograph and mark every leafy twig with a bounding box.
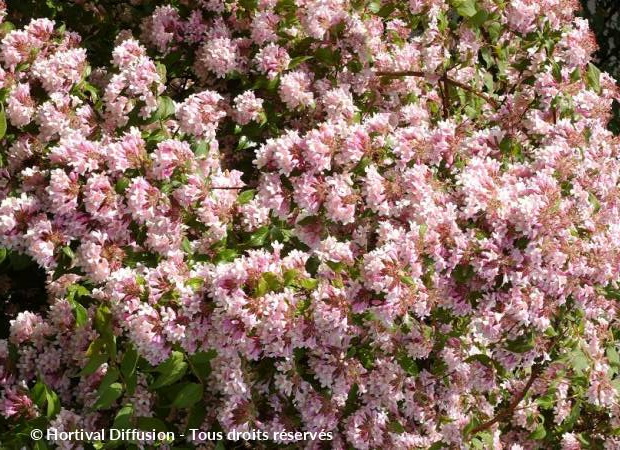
[469,364,542,434]
[375,70,499,108]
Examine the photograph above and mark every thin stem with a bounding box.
[440,75,449,119]
[444,77,499,108]
[375,70,427,78]
[469,336,559,435]
[375,70,499,108]
[469,365,542,434]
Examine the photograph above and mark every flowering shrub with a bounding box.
[1,0,620,448]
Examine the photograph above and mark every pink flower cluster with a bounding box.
[1,0,620,448]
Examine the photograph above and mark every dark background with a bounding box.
[581,0,620,133]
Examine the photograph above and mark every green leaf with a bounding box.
[369,1,395,17]
[146,128,168,145]
[79,353,109,376]
[172,383,203,408]
[388,420,405,433]
[155,62,167,84]
[237,189,256,205]
[189,350,217,381]
[182,237,193,254]
[136,417,169,432]
[98,367,120,394]
[263,272,281,291]
[451,0,477,17]
[150,351,188,389]
[601,285,620,301]
[113,404,133,430]
[34,440,49,450]
[215,248,238,263]
[396,351,419,376]
[149,96,176,122]
[529,423,546,440]
[62,245,75,260]
[326,260,346,272]
[368,0,382,13]
[342,383,359,418]
[126,371,138,397]
[298,278,319,290]
[536,393,555,409]
[588,192,601,213]
[93,382,123,409]
[353,156,371,175]
[0,104,6,140]
[194,140,209,157]
[236,135,257,151]
[607,346,620,368]
[568,348,590,373]
[115,177,130,194]
[283,269,299,286]
[186,403,207,431]
[68,298,88,327]
[399,275,415,286]
[305,255,320,276]
[314,47,340,65]
[45,387,61,418]
[288,55,313,70]
[79,81,98,102]
[120,346,139,380]
[0,21,15,37]
[94,305,117,359]
[468,9,488,26]
[544,326,558,337]
[186,277,204,290]
[0,247,6,264]
[248,226,269,247]
[30,380,60,419]
[505,332,535,353]
[586,63,601,94]
[255,275,269,297]
[31,381,47,408]
[562,401,581,431]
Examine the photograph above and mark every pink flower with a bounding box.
[196,37,239,78]
[322,86,357,120]
[254,43,290,79]
[279,70,315,109]
[176,90,225,140]
[143,5,181,53]
[83,173,120,221]
[31,48,87,93]
[9,311,44,345]
[324,173,356,224]
[233,91,264,125]
[6,84,35,127]
[0,388,36,419]
[251,12,279,45]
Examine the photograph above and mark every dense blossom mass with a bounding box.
[0,0,620,448]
